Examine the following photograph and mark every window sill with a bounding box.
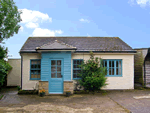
[30,78,41,80]
[73,78,81,80]
[106,75,122,77]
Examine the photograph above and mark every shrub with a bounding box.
[17,86,21,91]
[78,51,108,94]
[18,90,38,95]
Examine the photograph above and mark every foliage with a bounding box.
[0,94,4,100]
[78,51,108,94]
[18,90,38,95]
[0,59,12,87]
[0,45,7,59]
[17,86,21,91]
[0,0,22,42]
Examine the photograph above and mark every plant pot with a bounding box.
[40,92,45,97]
[66,92,71,97]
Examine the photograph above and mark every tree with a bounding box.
[0,0,22,42]
[78,51,108,94]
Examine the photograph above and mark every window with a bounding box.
[103,59,122,77]
[73,59,83,79]
[30,59,41,80]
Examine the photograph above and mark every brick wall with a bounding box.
[38,81,49,95]
[64,81,74,94]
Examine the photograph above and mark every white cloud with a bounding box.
[19,26,23,31]
[87,33,90,37]
[25,22,39,29]
[79,18,90,23]
[128,0,150,7]
[19,9,52,28]
[32,28,63,36]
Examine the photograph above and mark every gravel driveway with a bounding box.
[0,88,129,113]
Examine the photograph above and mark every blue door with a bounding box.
[49,59,63,94]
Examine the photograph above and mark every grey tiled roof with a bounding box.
[20,37,135,53]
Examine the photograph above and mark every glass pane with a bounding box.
[77,70,81,73]
[73,70,77,73]
[51,73,56,78]
[35,70,38,74]
[38,70,40,74]
[116,68,118,75]
[73,65,77,68]
[31,74,34,78]
[57,60,61,65]
[57,66,61,72]
[77,73,80,78]
[112,61,114,67]
[77,60,80,64]
[73,74,76,78]
[34,74,38,78]
[119,68,121,75]
[119,61,121,68]
[38,65,41,68]
[109,68,111,75]
[57,73,61,78]
[51,66,56,72]
[112,68,114,75]
[73,60,77,64]
[77,64,80,68]
[35,65,38,68]
[31,70,34,74]
[37,61,40,64]
[31,65,34,69]
[105,61,107,67]
[116,61,118,67]
[51,60,56,65]
[37,74,40,78]
[109,61,111,67]
[80,60,83,64]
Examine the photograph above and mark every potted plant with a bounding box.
[66,91,71,97]
[39,89,45,97]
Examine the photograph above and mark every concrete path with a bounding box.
[107,90,150,113]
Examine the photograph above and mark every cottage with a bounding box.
[19,37,136,95]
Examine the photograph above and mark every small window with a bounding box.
[73,59,83,79]
[30,59,41,80]
[102,59,122,77]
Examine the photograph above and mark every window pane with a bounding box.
[109,68,111,75]
[116,68,118,75]
[37,61,40,64]
[116,61,118,67]
[51,73,56,78]
[112,61,114,67]
[73,65,77,68]
[119,68,121,75]
[77,70,81,73]
[73,70,77,73]
[77,60,80,64]
[77,64,80,68]
[112,68,114,75]
[31,70,34,74]
[73,60,77,64]
[38,70,40,74]
[38,65,40,68]
[34,70,38,74]
[37,74,40,78]
[51,66,56,72]
[35,65,38,68]
[57,66,61,72]
[34,74,38,78]
[119,61,121,68]
[31,74,34,78]
[109,61,111,67]
[31,65,34,69]
[51,60,56,65]
[57,60,61,65]
[105,61,107,67]
[73,74,76,78]
[77,73,80,78]
[57,73,61,78]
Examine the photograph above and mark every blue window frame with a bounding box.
[103,59,122,77]
[30,59,41,80]
[73,59,83,80]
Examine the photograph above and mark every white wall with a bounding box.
[72,53,134,89]
[7,59,21,86]
[21,53,41,90]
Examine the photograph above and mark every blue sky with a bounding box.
[2,0,150,58]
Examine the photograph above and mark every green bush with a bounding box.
[17,86,21,91]
[78,51,108,94]
[18,90,38,95]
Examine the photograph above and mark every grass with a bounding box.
[0,95,4,100]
